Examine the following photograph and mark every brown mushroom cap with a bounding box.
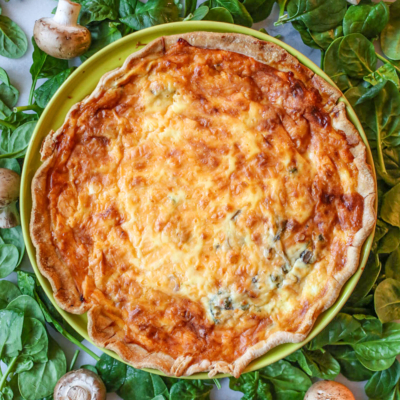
[33,0,91,59]
[0,168,20,208]
[305,380,356,400]
[54,369,106,400]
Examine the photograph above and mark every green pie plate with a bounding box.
[20,21,376,379]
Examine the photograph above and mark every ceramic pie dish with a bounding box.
[21,21,377,379]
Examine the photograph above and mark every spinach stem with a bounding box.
[0,119,16,130]
[320,50,325,69]
[0,356,17,390]
[213,379,221,389]
[69,349,80,371]
[62,330,100,362]
[28,79,37,105]
[13,104,42,114]
[375,53,400,74]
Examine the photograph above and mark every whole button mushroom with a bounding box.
[54,369,106,400]
[33,0,91,60]
[0,168,20,229]
[305,380,355,400]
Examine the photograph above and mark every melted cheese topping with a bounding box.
[48,40,363,365]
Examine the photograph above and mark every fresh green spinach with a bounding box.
[381,0,400,61]
[34,67,75,109]
[80,0,119,25]
[0,16,28,59]
[343,2,389,39]
[120,0,180,31]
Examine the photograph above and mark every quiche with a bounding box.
[31,32,376,378]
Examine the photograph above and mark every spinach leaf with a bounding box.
[80,0,119,25]
[0,120,37,159]
[386,247,400,281]
[0,83,18,109]
[205,7,234,23]
[375,278,400,323]
[358,356,396,372]
[29,38,69,104]
[81,364,98,374]
[120,0,180,31]
[292,20,322,50]
[17,270,36,298]
[7,295,45,325]
[0,280,20,309]
[18,338,66,400]
[381,146,400,187]
[119,0,138,17]
[185,6,209,20]
[286,348,340,380]
[178,0,196,18]
[377,226,400,254]
[310,25,343,50]
[308,313,361,350]
[34,68,75,109]
[230,371,273,400]
[0,226,25,266]
[81,21,122,61]
[242,0,274,23]
[343,2,389,39]
[0,16,28,59]
[213,0,253,27]
[355,80,387,106]
[364,63,400,87]
[13,358,34,374]
[0,309,24,358]
[118,367,169,400]
[169,380,213,400]
[0,244,19,278]
[0,67,10,86]
[365,359,400,399]
[96,353,127,392]
[280,0,347,32]
[353,321,400,361]
[9,375,23,400]
[347,253,380,305]
[18,317,48,362]
[381,0,400,61]
[324,38,359,91]
[347,81,400,186]
[0,158,21,174]
[382,183,400,227]
[259,360,311,397]
[328,346,373,381]
[31,38,69,79]
[338,33,377,78]
[250,0,275,23]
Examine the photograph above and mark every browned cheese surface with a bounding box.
[46,40,363,365]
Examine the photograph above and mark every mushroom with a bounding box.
[33,0,91,60]
[346,0,360,4]
[0,168,20,229]
[305,380,355,400]
[54,369,106,400]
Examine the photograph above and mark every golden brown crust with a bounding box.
[30,32,376,378]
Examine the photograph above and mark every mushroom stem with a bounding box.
[54,0,81,27]
[0,203,20,229]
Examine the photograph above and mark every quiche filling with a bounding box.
[31,33,375,377]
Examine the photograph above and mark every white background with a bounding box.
[1,0,370,398]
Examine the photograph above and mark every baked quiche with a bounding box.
[31,32,376,378]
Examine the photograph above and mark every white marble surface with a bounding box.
[1,0,368,398]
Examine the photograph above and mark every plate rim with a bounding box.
[20,21,376,379]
